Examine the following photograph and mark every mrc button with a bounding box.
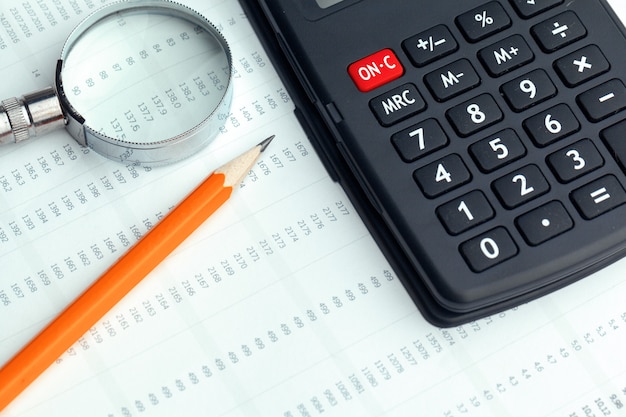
[348,48,404,92]
[369,83,426,126]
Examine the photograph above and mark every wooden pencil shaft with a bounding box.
[0,137,273,411]
[0,173,230,410]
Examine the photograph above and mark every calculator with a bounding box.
[240,0,626,326]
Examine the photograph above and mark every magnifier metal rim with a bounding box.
[55,0,233,165]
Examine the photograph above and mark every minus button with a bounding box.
[599,92,615,103]
[577,79,626,122]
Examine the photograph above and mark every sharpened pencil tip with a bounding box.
[258,135,275,152]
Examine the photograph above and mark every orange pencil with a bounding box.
[0,135,275,411]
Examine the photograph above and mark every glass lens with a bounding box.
[60,6,230,144]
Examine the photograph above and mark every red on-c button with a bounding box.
[348,49,404,92]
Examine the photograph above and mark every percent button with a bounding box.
[456,1,512,42]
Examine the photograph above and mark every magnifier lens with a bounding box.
[58,2,232,163]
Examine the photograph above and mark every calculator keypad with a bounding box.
[355,0,626,275]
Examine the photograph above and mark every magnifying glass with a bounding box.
[0,0,232,166]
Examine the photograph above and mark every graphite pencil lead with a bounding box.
[258,135,275,152]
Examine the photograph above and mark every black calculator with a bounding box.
[240,0,626,326]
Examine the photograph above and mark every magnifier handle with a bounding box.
[0,87,66,145]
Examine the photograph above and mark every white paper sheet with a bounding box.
[1,0,626,416]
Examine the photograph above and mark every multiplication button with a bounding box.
[554,45,610,87]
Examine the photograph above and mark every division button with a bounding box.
[531,11,587,52]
